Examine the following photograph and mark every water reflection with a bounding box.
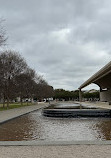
[0,109,111,141]
[0,115,35,141]
[92,119,111,140]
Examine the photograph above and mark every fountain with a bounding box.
[42,103,111,118]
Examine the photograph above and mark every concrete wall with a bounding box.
[100,89,111,102]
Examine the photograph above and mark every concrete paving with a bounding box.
[76,101,111,109]
[1,140,111,146]
[0,102,48,124]
[0,145,111,158]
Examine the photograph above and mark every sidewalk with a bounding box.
[0,145,111,158]
[76,101,111,109]
[0,102,48,124]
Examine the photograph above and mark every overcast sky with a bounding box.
[0,0,111,90]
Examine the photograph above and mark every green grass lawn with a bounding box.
[0,102,35,111]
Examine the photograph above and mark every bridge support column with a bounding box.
[79,89,82,102]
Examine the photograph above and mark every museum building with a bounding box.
[79,61,111,102]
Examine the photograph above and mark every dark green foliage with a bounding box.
[54,89,99,101]
[83,92,99,100]
[54,89,79,101]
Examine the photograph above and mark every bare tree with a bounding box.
[0,19,7,46]
[0,50,27,107]
[0,50,54,108]
[34,76,54,101]
[15,68,36,105]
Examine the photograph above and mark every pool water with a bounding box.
[0,107,111,141]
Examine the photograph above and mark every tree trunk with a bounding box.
[7,96,9,108]
[3,98,5,108]
[31,98,34,103]
[20,97,23,105]
[2,94,5,108]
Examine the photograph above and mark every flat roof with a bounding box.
[79,61,111,89]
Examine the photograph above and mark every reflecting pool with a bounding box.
[0,104,111,141]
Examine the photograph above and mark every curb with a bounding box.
[0,104,49,125]
[0,141,111,146]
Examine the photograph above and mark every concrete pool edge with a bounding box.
[0,103,49,125]
[0,141,111,146]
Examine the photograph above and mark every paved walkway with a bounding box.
[0,145,111,158]
[76,101,111,109]
[0,102,48,124]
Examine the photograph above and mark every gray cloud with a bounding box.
[0,0,110,90]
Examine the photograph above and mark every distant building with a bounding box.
[88,89,98,93]
[83,89,98,93]
[79,61,111,102]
